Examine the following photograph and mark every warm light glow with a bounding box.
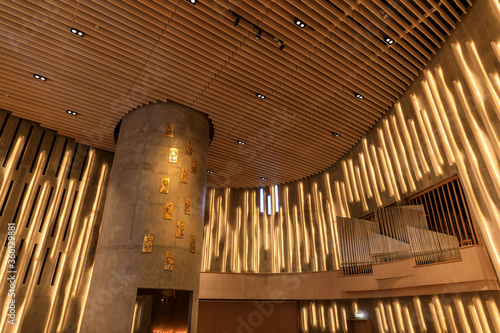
[377,132,399,200]
[410,94,443,175]
[413,297,427,332]
[311,302,318,327]
[348,159,360,202]
[375,307,385,333]
[403,306,415,333]
[342,161,354,203]
[386,304,397,333]
[474,296,492,333]
[319,304,326,331]
[354,166,369,211]
[383,119,408,193]
[455,297,472,333]
[432,296,448,333]
[395,104,423,180]
[393,301,405,333]
[429,302,443,333]
[445,305,459,333]
[486,298,500,333]
[468,304,485,333]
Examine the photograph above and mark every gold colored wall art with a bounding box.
[176,220,185,239]
[184,197,192,215]
[191,159,197,174]
[163,202,173,220]
[169,148,178,163]
[142,234,154,253]
[186,140,193,155]
[190,235,196,254]
[159,177,170,194]
[164,251,174,271]
[180,167,189,183]
[165,123,175,137]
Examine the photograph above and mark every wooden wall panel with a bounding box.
[198,300,299,333]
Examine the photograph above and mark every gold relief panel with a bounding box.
[185,140,193,156]
[175,220,185,239]
[142,234,154,253]
[164,251,174,271]
[169,148,178,163]
[180,167,189,183]
[184,197,192,215]
[159,177,170,194]
[165,123,175,137]
[191,159,197,174]
[190,235,196,254]
[163,202,173,220]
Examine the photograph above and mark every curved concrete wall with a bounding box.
[202,0,500,279]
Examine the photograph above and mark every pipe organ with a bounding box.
[338,206,461,275]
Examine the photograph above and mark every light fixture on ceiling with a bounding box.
[331,131,340,138]
[186,0,197,4]
[207,170,214,174]
[354,92,363,99]
[260,177,268,181]
[379,9,389,20]
[66,110,78,116]
[255,29,262,39]
[70,27,85,37]
[230,10,285,50]
[277,40,285,50]
[236,140,246,145]
[33,74,47,81]
[294,17,306,29]
[234,16,240,27]
[384,36,395,45]
[256,93,266,99]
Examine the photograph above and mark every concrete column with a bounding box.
[81,101,210,332]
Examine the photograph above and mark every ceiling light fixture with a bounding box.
[332,131,340,138]
[294,17,306,29]
[207,170,214,174]
[354,92,364,99]
[66,110,78,116]
[379,9,389,20]
[384,36,395,45]
[33,74,47,81]
[255,93,265,99]
[260,177,268,181]
[70,27,85,37]
[186,0,197,4]
[229,10,285,50]
[236,140,246,145]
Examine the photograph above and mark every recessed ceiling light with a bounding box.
[67,110,78,116]
[70,27,85,37]
[236,140,246,145]
[186,0,197,4]
[260,177,268,181]
[294,17,306,29]
[33,74,46,81]
[354,92,363,99]
[255,93,266,99]
[256,29,262,39]
[384,36,394,45]
[331,131,340,138]
[207,170,214,174]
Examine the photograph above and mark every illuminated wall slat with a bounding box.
[0,112,112,332]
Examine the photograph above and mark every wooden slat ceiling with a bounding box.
[0,0,470,188]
